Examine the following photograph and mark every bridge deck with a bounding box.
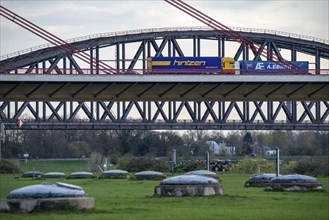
[1,74,328,101]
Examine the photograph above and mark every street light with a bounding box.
[0,123,5,162]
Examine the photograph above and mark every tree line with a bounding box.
[1,130,328,160]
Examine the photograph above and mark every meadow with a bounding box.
[0,160,328,220]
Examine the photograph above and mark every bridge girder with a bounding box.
[1,28,328,131]
[1,28,328,74]
[1,100,328,130]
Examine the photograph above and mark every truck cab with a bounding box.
[221,57,235,74]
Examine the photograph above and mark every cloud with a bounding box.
[1,0,328,55]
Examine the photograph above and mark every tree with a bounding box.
[313,131,329,155]
[226,131,243,155]
[241,132,253,155]
[68,141,90,158]
[158,132,184,157]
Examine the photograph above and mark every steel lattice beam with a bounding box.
[1,28,328,75]
[0,100,328,130]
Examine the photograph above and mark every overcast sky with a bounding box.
[0,0,328,56]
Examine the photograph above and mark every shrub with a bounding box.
[117,154,132,169]
[0,159,21,174]
[88,151,104,172]
[121,156,170,172]
[292,157,329,176]
[230,157,274,174]
[230,156,328,176]
[230,156,295,174]
[175,160,205,172]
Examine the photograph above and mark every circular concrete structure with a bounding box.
[99,170,129,179]
[134,171,166,180]
[44,172,66,178]
[0,182,94,212]
[245,173,277,187]
[154,175,224,197]
[67,171,95,179]
[185,170,219,180]
[22,171,44,178]
[266,174,323,191]
[7,182,86,199]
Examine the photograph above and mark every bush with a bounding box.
[231,156,294,174]
[88,151,104,172]
[0,159,21,174]
[121,156,170,172]
[292,157,329,176]
[230,157,273,174]
[175,160,205,173]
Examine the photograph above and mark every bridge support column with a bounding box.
[315,49,320,75]
[267,101,273,124]
[243,101,249,123]
[193,37,201,57]
[291,45,297,61]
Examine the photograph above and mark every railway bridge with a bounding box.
[0,0,329,130]
[0,8,328,131]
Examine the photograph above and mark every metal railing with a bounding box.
[1,26,328,61]
[1,68,328,75]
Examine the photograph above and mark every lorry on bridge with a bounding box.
[147,56,309,75]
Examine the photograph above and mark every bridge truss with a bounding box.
[1,4,328,131]
[1,27,328,75]
[1,100,328,130]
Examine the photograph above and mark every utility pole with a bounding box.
[172,149,176,176]
[0,123,5,162]
[276,148,280,177]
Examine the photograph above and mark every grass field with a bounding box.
[0,160,328,220]
[18,159,90,174]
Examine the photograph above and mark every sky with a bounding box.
[0,0,328,56]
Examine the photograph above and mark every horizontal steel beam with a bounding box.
[1,100,328,131]
[1,75,328,101]
[2,121,328,131]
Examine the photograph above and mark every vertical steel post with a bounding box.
[63,102,67,121]
[316,101,321,123]
[315,49,320,75]
[90,47,94,74]
[122,43,126,71]
[142,41,146,74]
[168,38,172,57]
[193,37,197,57]
[291,45,297,61]
[197,37,201,57]
[43,101,46,121]
[63,57,67,75]
[0,123,4,162]
[205,151,210,171]
[172,149,176,176]
[217,38,221,57]
[116,44,120,73]
[221,39,225,57]
[276,148,280,177]
[96,46,100,74]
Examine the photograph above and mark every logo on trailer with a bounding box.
[247,63,253,69]
[173,60,206,66]
[255,62,286,70]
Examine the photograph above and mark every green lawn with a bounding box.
[18,159,90,174]
[0,160,328,220]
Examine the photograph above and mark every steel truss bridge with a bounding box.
[1,27,329,130]
[1,26,328,74]
[1,100,328,130]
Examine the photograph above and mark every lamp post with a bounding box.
[205,151,210,171]
[276,148,280,177]
[0,123,5,162]
[172,149,176,176]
